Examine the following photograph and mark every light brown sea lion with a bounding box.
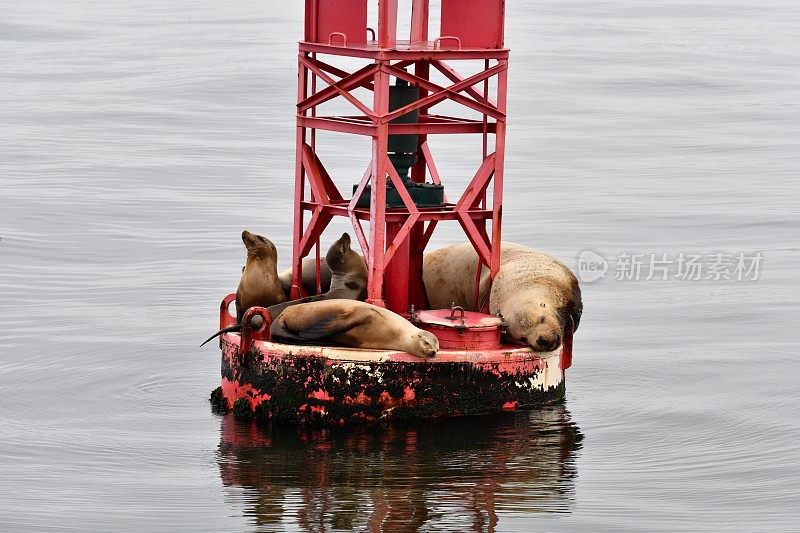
[278,258,332,297]
[422,242,582,352]
[270,299,440,358]
[201,233,366,348]
[277,236,367,298]
[267,232,368,318]
[236,230,285,322]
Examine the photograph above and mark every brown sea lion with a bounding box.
[201,233,366,348]
[278,257,332,298]
[235,230,285,322]
[277,235,368,298]
[267,232,368,317]
[270,299,440,358]
[422,242,582,352]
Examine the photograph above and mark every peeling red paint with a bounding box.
[221,377,271,410]
[216,294,567,424]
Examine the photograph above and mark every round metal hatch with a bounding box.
[414,307,503,350]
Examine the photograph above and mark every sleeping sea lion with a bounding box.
[423,242,582,352]
[270,299,439,358]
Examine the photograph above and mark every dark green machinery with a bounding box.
[354,78,445,208]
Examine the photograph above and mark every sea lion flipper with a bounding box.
[270,305,365,344]
[199,324,241,347]
[295,314,343,340]
[267,295,324,321]
[270,315,341,343]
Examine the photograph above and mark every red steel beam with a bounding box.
[297,63,378,113]
[291,52,310,299]
[298,116,375,135]
[299,55,376,119]
[431,59,498,109]
[382,63,506,122]
[299,42,509,61]
[349,163,373,264]
[383,158,421,267]
[367,65,391,307]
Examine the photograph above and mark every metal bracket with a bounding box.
[239,307,272,365]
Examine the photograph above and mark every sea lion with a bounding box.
[235,230,285,322]
[278,257,332,298]
[270,299,440,358]
[267,232,368,317]
[201,233,367,347]
[277,236,367,298]
[422,242,582,352]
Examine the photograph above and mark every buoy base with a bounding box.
[217,333,566,425]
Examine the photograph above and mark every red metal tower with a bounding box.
[291,0,508,314]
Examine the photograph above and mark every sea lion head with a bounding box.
[503,301,563,352]
[325,232,356,272]
[324,232,368,300]
[241,230,278,262]
[410,329,439,358]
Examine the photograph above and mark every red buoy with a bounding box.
[213,0,571,424]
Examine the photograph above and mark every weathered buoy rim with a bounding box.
[221,332,563,364]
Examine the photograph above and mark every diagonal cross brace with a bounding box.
[299,55,376,119]
[383,63,506,122]
[430,60,498,109]
[298,63,378,113]
[383,158,421,267]
[455,153,497,267]
[348,163,373,265]
[301,144,343,204]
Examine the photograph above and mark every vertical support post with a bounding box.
[367,65,391,307]
[378,0,398,48]
[292,53,310,299]
[407,59,432,310]
[490,60,508,282]
[304,0,314,42]
[384,222,410,313]
[314,240,322,294]
[310,53,317,151]
[410,0,429,43]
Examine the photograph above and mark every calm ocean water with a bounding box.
[1,1,798,531]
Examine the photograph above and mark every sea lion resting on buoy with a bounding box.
[236,230,285,321]
[267,232,367,317]
[278,258,331,298]
[199,230,284,348]
[201,233,367,347]
[423,242,582,352]
[277,236,367,298]
[270,299,440,358]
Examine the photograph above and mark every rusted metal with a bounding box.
[216,295,566,424]
[238,307,272,359]
[219,334,565,425]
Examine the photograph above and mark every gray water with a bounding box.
[1,0,799,531]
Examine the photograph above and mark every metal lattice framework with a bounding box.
[292,0,508,314]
